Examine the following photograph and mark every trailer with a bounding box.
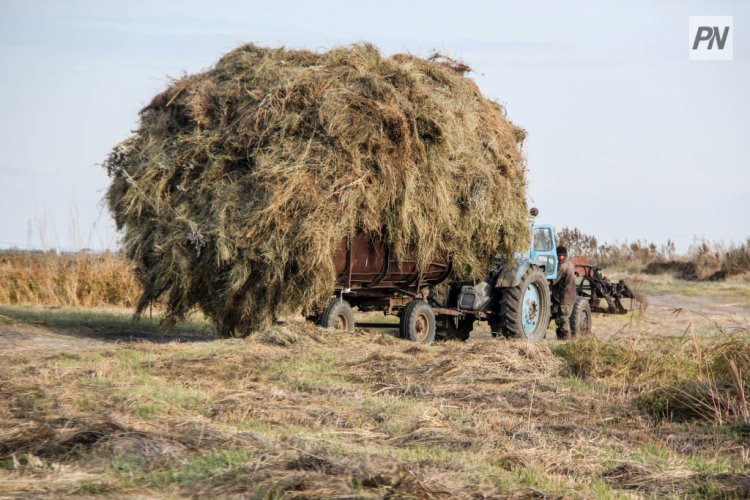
[311,219,577,344]
[311,233,454,343]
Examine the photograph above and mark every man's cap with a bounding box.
[556,245,568,256]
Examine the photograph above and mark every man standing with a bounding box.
[550,245,577,339]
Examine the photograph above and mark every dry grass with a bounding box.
[603,268,750,302]
[1,308,749,498]
[558,227,750,281]
[722,239,750,278]
[0,250,139,307]
[638,338,750,426]
[553,331,750,429]
[103,43,531,337]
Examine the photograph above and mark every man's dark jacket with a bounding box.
[551,259,577,305]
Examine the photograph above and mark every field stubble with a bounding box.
[1,293,750,497]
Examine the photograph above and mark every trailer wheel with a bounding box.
[399,300,436,344]
[570,297,592,337]
[497,267,551,342]
[318,298,355,331]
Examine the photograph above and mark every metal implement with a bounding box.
[571,257,636,314]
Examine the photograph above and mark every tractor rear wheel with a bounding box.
[570,297,592,337]
[399,300,436,344]
[497,267,551,342]
[318,298,355,331]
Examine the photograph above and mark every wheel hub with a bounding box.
[521,283,541,337]
[334,314,348,330]
[415,313,429,342]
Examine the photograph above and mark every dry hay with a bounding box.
[0,417,130,459]
[187,442,455,499]
[0,415,221,463]
[103,43,529,337]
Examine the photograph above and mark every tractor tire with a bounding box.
[318,298,355,331]
[570,297,592,337]
[399,300,436,344]
[436,316,473,341]
[496,267,551,342]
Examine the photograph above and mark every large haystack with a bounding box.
[104,43,529,337]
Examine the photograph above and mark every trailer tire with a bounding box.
[399,300,436,344]
[570,297,592,337]
[318,298,355,331]
[497,267,551,342]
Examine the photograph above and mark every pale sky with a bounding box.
[0,0,748,251]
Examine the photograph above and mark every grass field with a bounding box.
[1,273,749,498]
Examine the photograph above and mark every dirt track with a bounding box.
[648,293,750,318]
[0,307,212,352]
[1,290,747,353]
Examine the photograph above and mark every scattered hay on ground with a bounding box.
[0,417,130,460]
[2,313,750,497]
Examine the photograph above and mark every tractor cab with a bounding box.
[530,223,558,282]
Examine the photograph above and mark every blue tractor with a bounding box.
[431,208,592,342]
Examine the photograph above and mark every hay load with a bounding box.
[104,43,530,337]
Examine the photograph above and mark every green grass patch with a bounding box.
[463,461,572,495]
[552,337,647,380]
[122,375,205,418]
[686,453,740,474]
[631,443,674,467]
[127,450,255,488]
[267,355,354,393]
[76,481,114,494]
[590,479,629,499]
[560,375,609,394]
[552,336,698,385]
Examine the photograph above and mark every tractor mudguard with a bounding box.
[494,259,533,288]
